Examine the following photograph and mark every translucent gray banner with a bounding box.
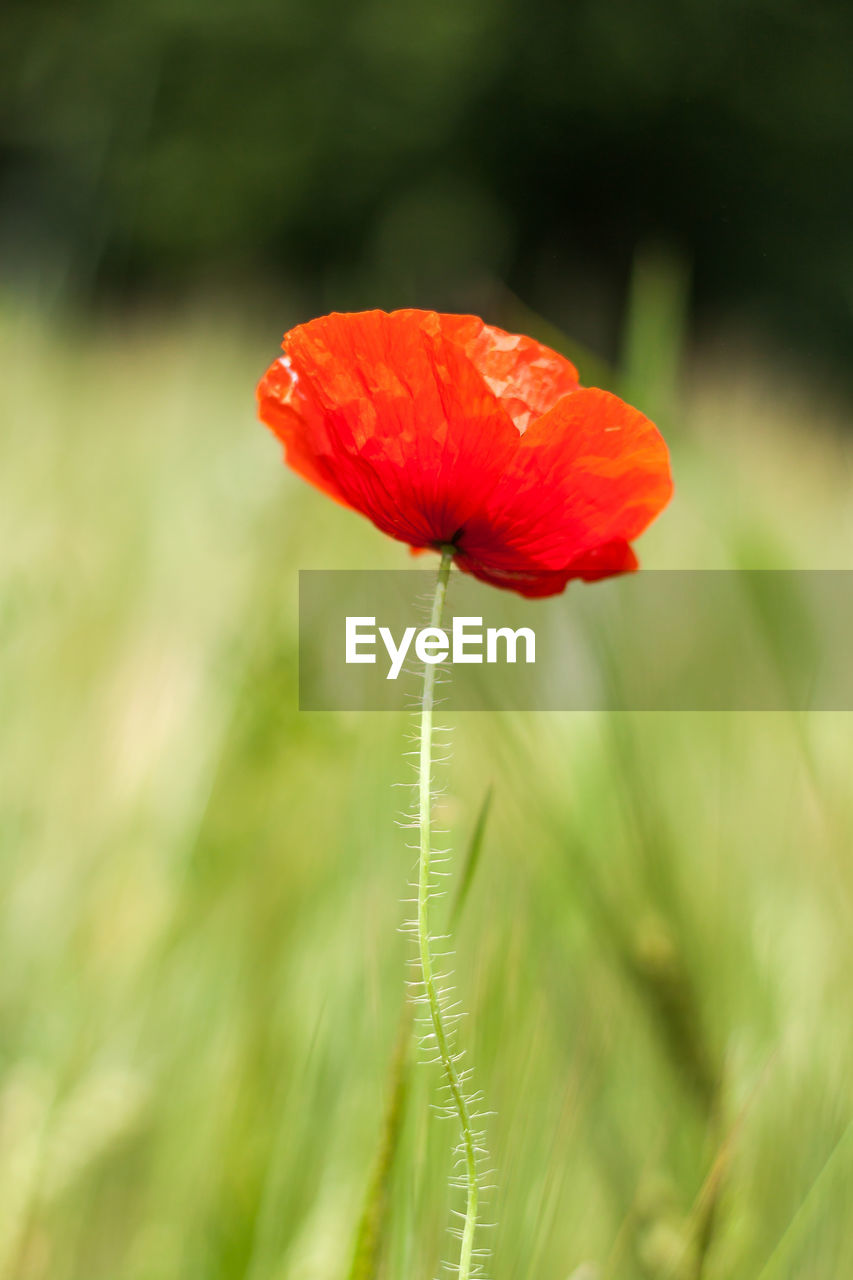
[298,570,853,710]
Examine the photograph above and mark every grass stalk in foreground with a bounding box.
[416,546,483,1280]
[346,1005,413,1280]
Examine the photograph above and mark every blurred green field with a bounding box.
[2,289,853,1280]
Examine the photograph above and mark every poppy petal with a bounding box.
[257,354,351,508]
[454,388,672,594]
[435,314,580,432]
[263,310,521,548]
[257,311,673,598]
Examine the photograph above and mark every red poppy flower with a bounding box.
[257,309,672,598]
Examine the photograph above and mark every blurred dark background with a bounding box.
[2,0,852,370]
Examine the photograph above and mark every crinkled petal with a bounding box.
[259,310,521,547]
[435,314,580,433]
[257,354,351,508]
[454,388,672,595]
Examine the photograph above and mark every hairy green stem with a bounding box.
[418,546,480,1280]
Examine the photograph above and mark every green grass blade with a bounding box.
[449,785,493,934]
[346,1003,413,1280]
